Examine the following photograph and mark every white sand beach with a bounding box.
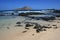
[0,16,60,40]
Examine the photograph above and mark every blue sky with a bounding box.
[0,0,60,10]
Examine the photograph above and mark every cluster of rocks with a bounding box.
[33,23,52,33]
[25,23,33,30]
[41,17,56,21]
[24,22,52,33]
[15,21,58,33]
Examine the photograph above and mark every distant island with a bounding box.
[0,6,60,16]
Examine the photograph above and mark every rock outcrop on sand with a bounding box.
[16,22,21,24]
[22,22,52,33]
[15,22,22,27]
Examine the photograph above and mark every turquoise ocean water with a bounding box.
[0,16,18,27]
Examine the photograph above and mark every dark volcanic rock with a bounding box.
[33,26,38,29]
[16,22,21,24]
[22,31,27,33]
[48,24,50,26]
[7,27,10,29]
[41,16,56,21]
[42,26,52,29]
[36,29,40,33]
[32,34,34,36]
[33,23,52,33]
[43,29,46,31]
[25,27,29,30]
[33,23,42,29]
[52,25,56,26]
[25,23,33,27]
[36,29,42,33]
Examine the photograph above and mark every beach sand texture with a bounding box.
[0,17,60,40]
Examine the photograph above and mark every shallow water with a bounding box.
[0,16,27,27]
[0,16,18,27]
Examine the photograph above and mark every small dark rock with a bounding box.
[33,23,42,29]
[33,26,38,29]
[43,29,46,31]
[32,34,34,36]
[25,23,33,27]
[42,26,48,28]
[25,27,29,30]
[31,17,34,19]
[16,22,21,24]
[42,26,49,28]
[48,27,52,29]
[52,25,56,26]
[48,24,50,26]
[42,26,52,29]
[36,29,40,33]
[7,27,10,29]
[22,31,27,33]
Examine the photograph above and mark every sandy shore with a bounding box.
[0,17,60,40]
